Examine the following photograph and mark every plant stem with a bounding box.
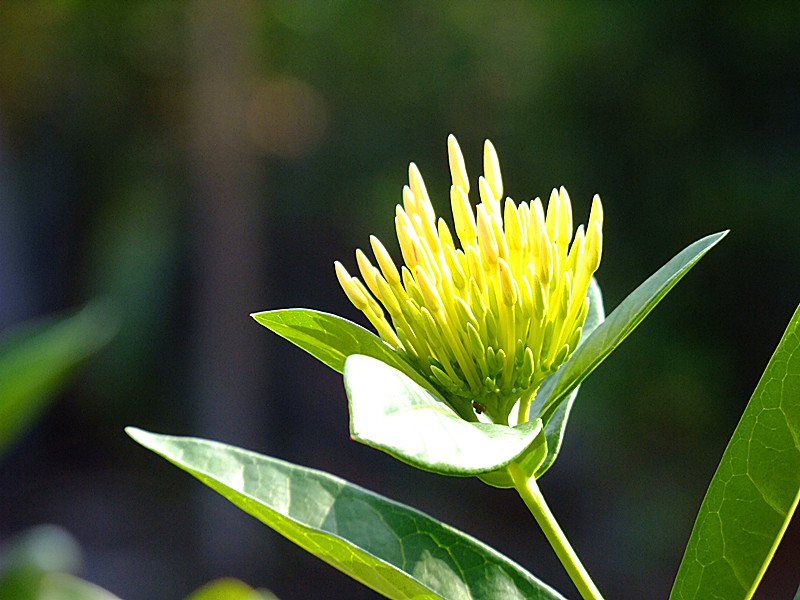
[508,462,605,600]
[516,386,538,424]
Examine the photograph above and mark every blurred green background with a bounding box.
[1,2,799,599]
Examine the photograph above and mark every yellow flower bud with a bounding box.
[585,219,603,273]
[370,235,401,286]
[437,218,455,252]
[479,176,501,218]
[447,134,470,194]
[408,162,435,225]
[402,185,417,217]
[477,204,499,267]
[554,186,574,246]
[415,266,442,312]
[375,273,402,318]
[483,139,503,201]
[504,199,524,251]
[356,249,380,298]
[335,136,604,424]
[498,259,517,307]
[450,185,477,246]
[335,261,368,310]
[589,194,603,229]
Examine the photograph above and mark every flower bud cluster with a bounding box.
[336,136,603,424]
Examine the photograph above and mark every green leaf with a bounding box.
[345,354,546,481]
[127,428,567,600]
[184,578,278,600]
[0,525,120,600]
[36,573,124,600]
[251,309,435,395]
[532,277,605,478]
[0,302,116,457]
[670,302,800,600]
[536,231,727,424]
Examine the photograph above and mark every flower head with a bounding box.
[336,136,603,425]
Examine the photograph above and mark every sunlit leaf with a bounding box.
[345,354,546,481]
[670,302,800,600]
[536,231,727,424]
[127,428,567,600]
[251,309,436,394]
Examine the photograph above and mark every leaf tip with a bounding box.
[125,426,155,447]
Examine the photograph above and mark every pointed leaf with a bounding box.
[345,354,546,478]
[127,428,567,600]
[537,231,727,424]
[252,309,435,394]
[670,302,800,600]
[0,302,117,456]
[532,277,605,478]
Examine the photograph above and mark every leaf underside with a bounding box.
[127,428,567,600]
[670,302,800,600]
[345,354,547,484]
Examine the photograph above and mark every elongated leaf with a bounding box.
[251,309,436,395]
[127,428,567,600]
[0,302,116,456]
[670,302,800,600]
[537,231,727,423]
[345,354,546,480]
[533,277,605,478]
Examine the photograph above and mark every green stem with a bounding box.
[516,386,539,424]
[508,462,605,600]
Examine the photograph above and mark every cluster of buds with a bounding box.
[335,136,603,425]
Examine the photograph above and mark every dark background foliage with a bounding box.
[1,2,798,599]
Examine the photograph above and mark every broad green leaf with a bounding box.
[251,309,436,395]
[532,277,606,479]
[345,354,546,481]
[670,302,800,600]
[127,428,567,600]
[0,302,116,456]
[537,231,727,424]
[794,581,800,600]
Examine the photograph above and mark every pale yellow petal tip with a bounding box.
[589,194,604,228]
[483,139,503,200]
[370,235,401,285]
[335,261,369,310]
[447,134,470,194]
